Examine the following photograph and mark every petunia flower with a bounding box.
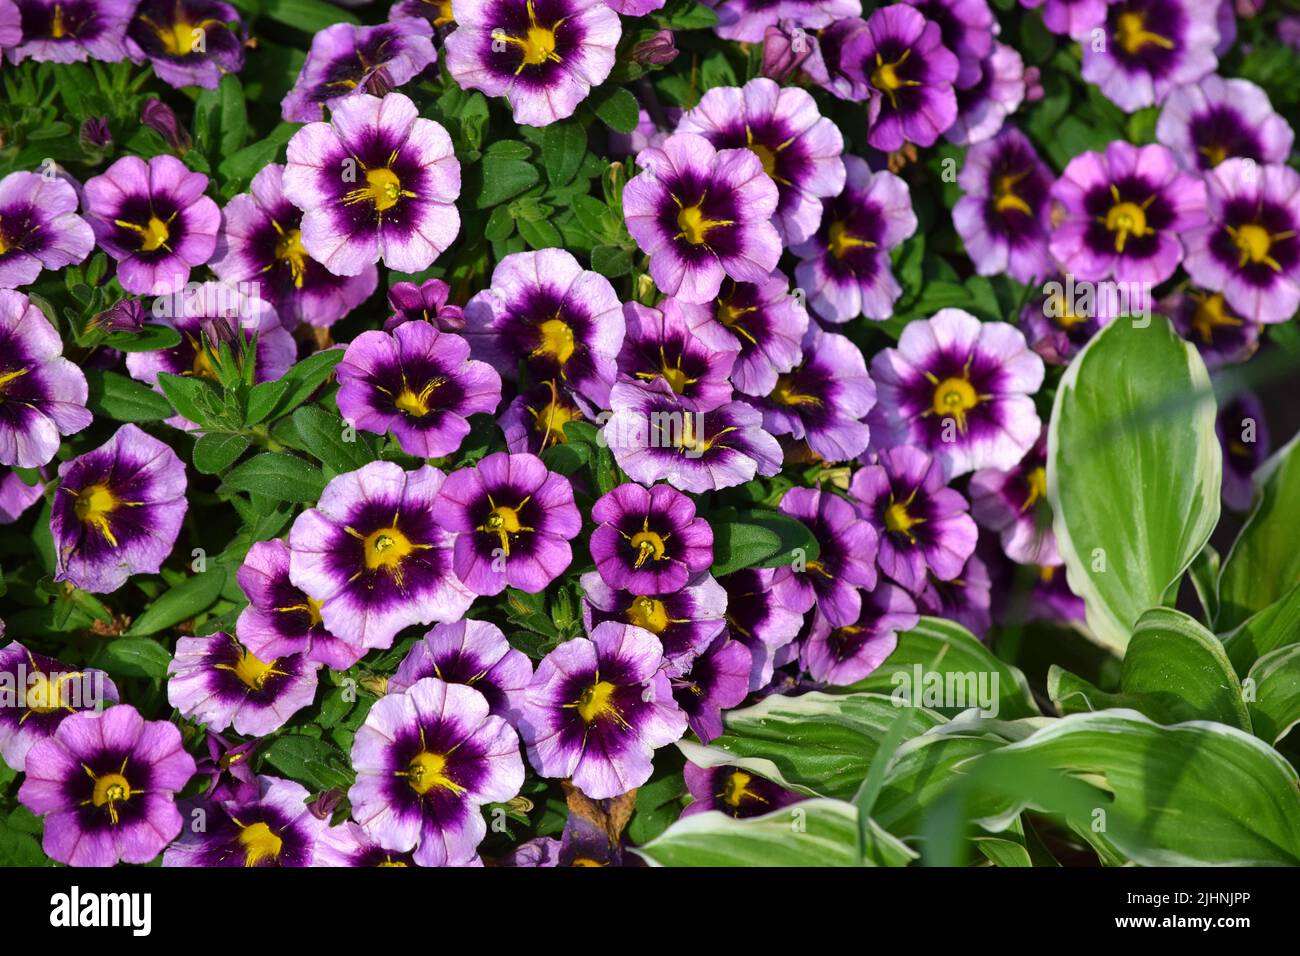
[1016,0,1106,38]
[676,77,846,246]
[163,776,327,867]
[193,731,258,804]
[581,570,727,675]
[520,621,688,800]
[389,619,534,722]
[772,484,878,626]
[0,0,22,47]
[281,19,437,122]
[968,429,1060,566]
[499,381,592,455]
[669,636,750,742]
[760,19,819,83]
[0,290,91,468]
[390,0,455,28]
[349,677,524,866]
[443,0,620,127]
[902,0,995,90]
[704,0,860,43]
[336,323,502,459]
[589,482,713,596]
[288,460,475,651]
[916,551,991,637]
[0,468,45,523]
[617,299,738,412]
[852,444,978,593]
[20,705,196,867]
[1182,158,1300,325]
[125,0,244,90]
[1216,390,1268,513]
[953,127,1052,284]
[1017,273,1125,366]
[463,248,624,407]
[623,132,781,305]
[945,41,1026,147]
[211,164,379,329]
[1163,288,1261,369]
[434,451,581,595]
[314,822,419,867]
[681,761,801,818]
[5,0,132,63]
[792,156,916,323]
[800,583,917,685]
[0,642,117,772]
[52,424,188,594]
[1156,75,1293,172]
[718,567,803,691]
[283,92,460,276]
[870,309,1044,478]
[0,170,94,289]
[83,154,220,295]
[167,632,319,737]
[384,277,464,332]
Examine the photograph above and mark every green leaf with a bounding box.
[98,637,174,679]
[1222,582,1300,675]
[260,0,358,31]
[265,348,345,420]
[517,216,562,250]
[102,323,182,352]
[217,123,297,186]
[85,369,174,422]
[262,734,354,791]
[709,521,781,576]
[1047,316,1220,652]
[589,87,640,134]
[220,453,325,502]
[123,569,227,637]
[157,372,223,427]
[292,405,374,473]
[192,432,251,475]
[245,378,294,426]
[1246,645,1300,745]
[471,158,540,208]
[541,121,587,186]
[590,244,631,278]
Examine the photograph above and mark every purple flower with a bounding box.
[851,445,978,594]
[84,154,220,295]
[761,20,818,83]
[623,132,781,305]
[167,633,319,737]
[968,430,1058,566]
[752,328,876,462]
[1183,159,1300,325]
[391,0,455,27]
[792,157,916,323]
[1080,0,1219,112]
[677,77,846,246]
[349,677,524,866]
[52,424,187,594]
[953,128,1053,286]
[0,171,94,289]
[1164,288,1260,369]
[6,0,132,63]
[434,451,581,595]
[604,379,782,493]
[772,484,878,626]
[211,164,379,329]
[917,551,991,637]
[194,731,258,804]
[314,821,418,867]
[1017,273,1123,366]
[288,461,475,651]
[0,468,45,523]
[946,41,1026,147]
[705,0,860,43]
[669,636,749,742]
[1216,390,1268,513]
[90,297,146,334]
[163,776,326,867]
[581,570,727,675]
[674,272,808,397]
[1049,141,1207,286]
[125,0,244,90]
[681,761,800,818]
[336,324,502,459]
[444,0,620,127]
[903,0,994,89]
[283,92,460,276]
[236,538,364,672]
[20,705,195,867]
[389,619,534,722]
[139,98,191,153]
[499,381,592,455]
[0,0,21,46]
[0,642,116,772]
[384,278,464,332]
[800,583,917,685]
[281,19,436,122]
[590,482,713,595]
[617,298,738,411]
[79,115,112,150]
[1156,75,1293,172]
[464,249,623,407]
[870,309,1044,478]
[719,567,803,690]
[520,621,687,800]
[0,290,91,468]
[1017,0,1106,38]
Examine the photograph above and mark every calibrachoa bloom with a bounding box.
[953,128,1052,284]
[1018,274,1124,366]
[1183,159,1300,324]
[623,132,781,305]
[1216,390,1268,513]
[681,762,800,818]
[581,570,727,674]
[389,619,534,722]
[164,776,326,867]
[0,170,94,289]
[773,484,879,626]
[499,381,591,454]
[968,430,1059,566]
[19,705,195,867]
[283,92,460,275]
[84,154,221,295]
[1017,0,1105,38]
[719,567,803,690]
[391,0,455,27]
[590,482,713,595]
[1049,141,1207,286]
[1156,75,1293,172]
[434,451,581,595]
[1080,0,1219,113]
[618,299,738,412]
[870,309,1044,478]
[1164,288,1261,369]
[0,642,116,772]
[463,248,624,407]
[125,0,244,90]
[946,42,1026,146]
[707,0,859,42]
[443,0,621,127]
[167,632,319,737]
[669,636,750,742]
[336,323,502,458]
[281,19,437,122]
[676,77,846,246]
[793,156,916,322]
[236,539,365,671]
[917,551,992,636]
[52,424,188,594]
[520,621,687,800]
[211,164,379,329]
[0,468,44,523]
[800,583,918,685]
[385,277,465,332]
[6,0,132,63]
[288,461,475,651]
[314,822,417,868]
[904,0,996,89]
[349,677,524,866]
[0,289,91,468]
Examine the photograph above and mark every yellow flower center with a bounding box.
[404,751,463,796]
[237,821,283,867]
[576,680,619,722]
[884,499,923,536]
[366,167,402,212]
[528,391,579,446]
[1228,222,1291,271]
[479,501,532,557]
[493,0,564,71]
[25,671,73,714]
[720,770,762,808]
[1189,292,1242,344]
[115,215,172,253]
[393,377,446,418]
[1199,142,1228,168]
[228,648,278,691]
[749,142,777,178]
[827,220,875,259]
[870,49,920,109]
[772,372,821,408]
[626,595,670,634]
[533,317,576,365]
[1022,466,1047,512]
[92,772,132,815]
[363,526,416,573]
[993,170,1032,216]
[274,226,310,288]
[149,17,218,55]
[675,202,733,246]
[1103,200,1151,253]
[432,0,455,25]
[1115,11,1175,55]
[629,529,667,567]
[74,483,122,547]
[930,375,979,431]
